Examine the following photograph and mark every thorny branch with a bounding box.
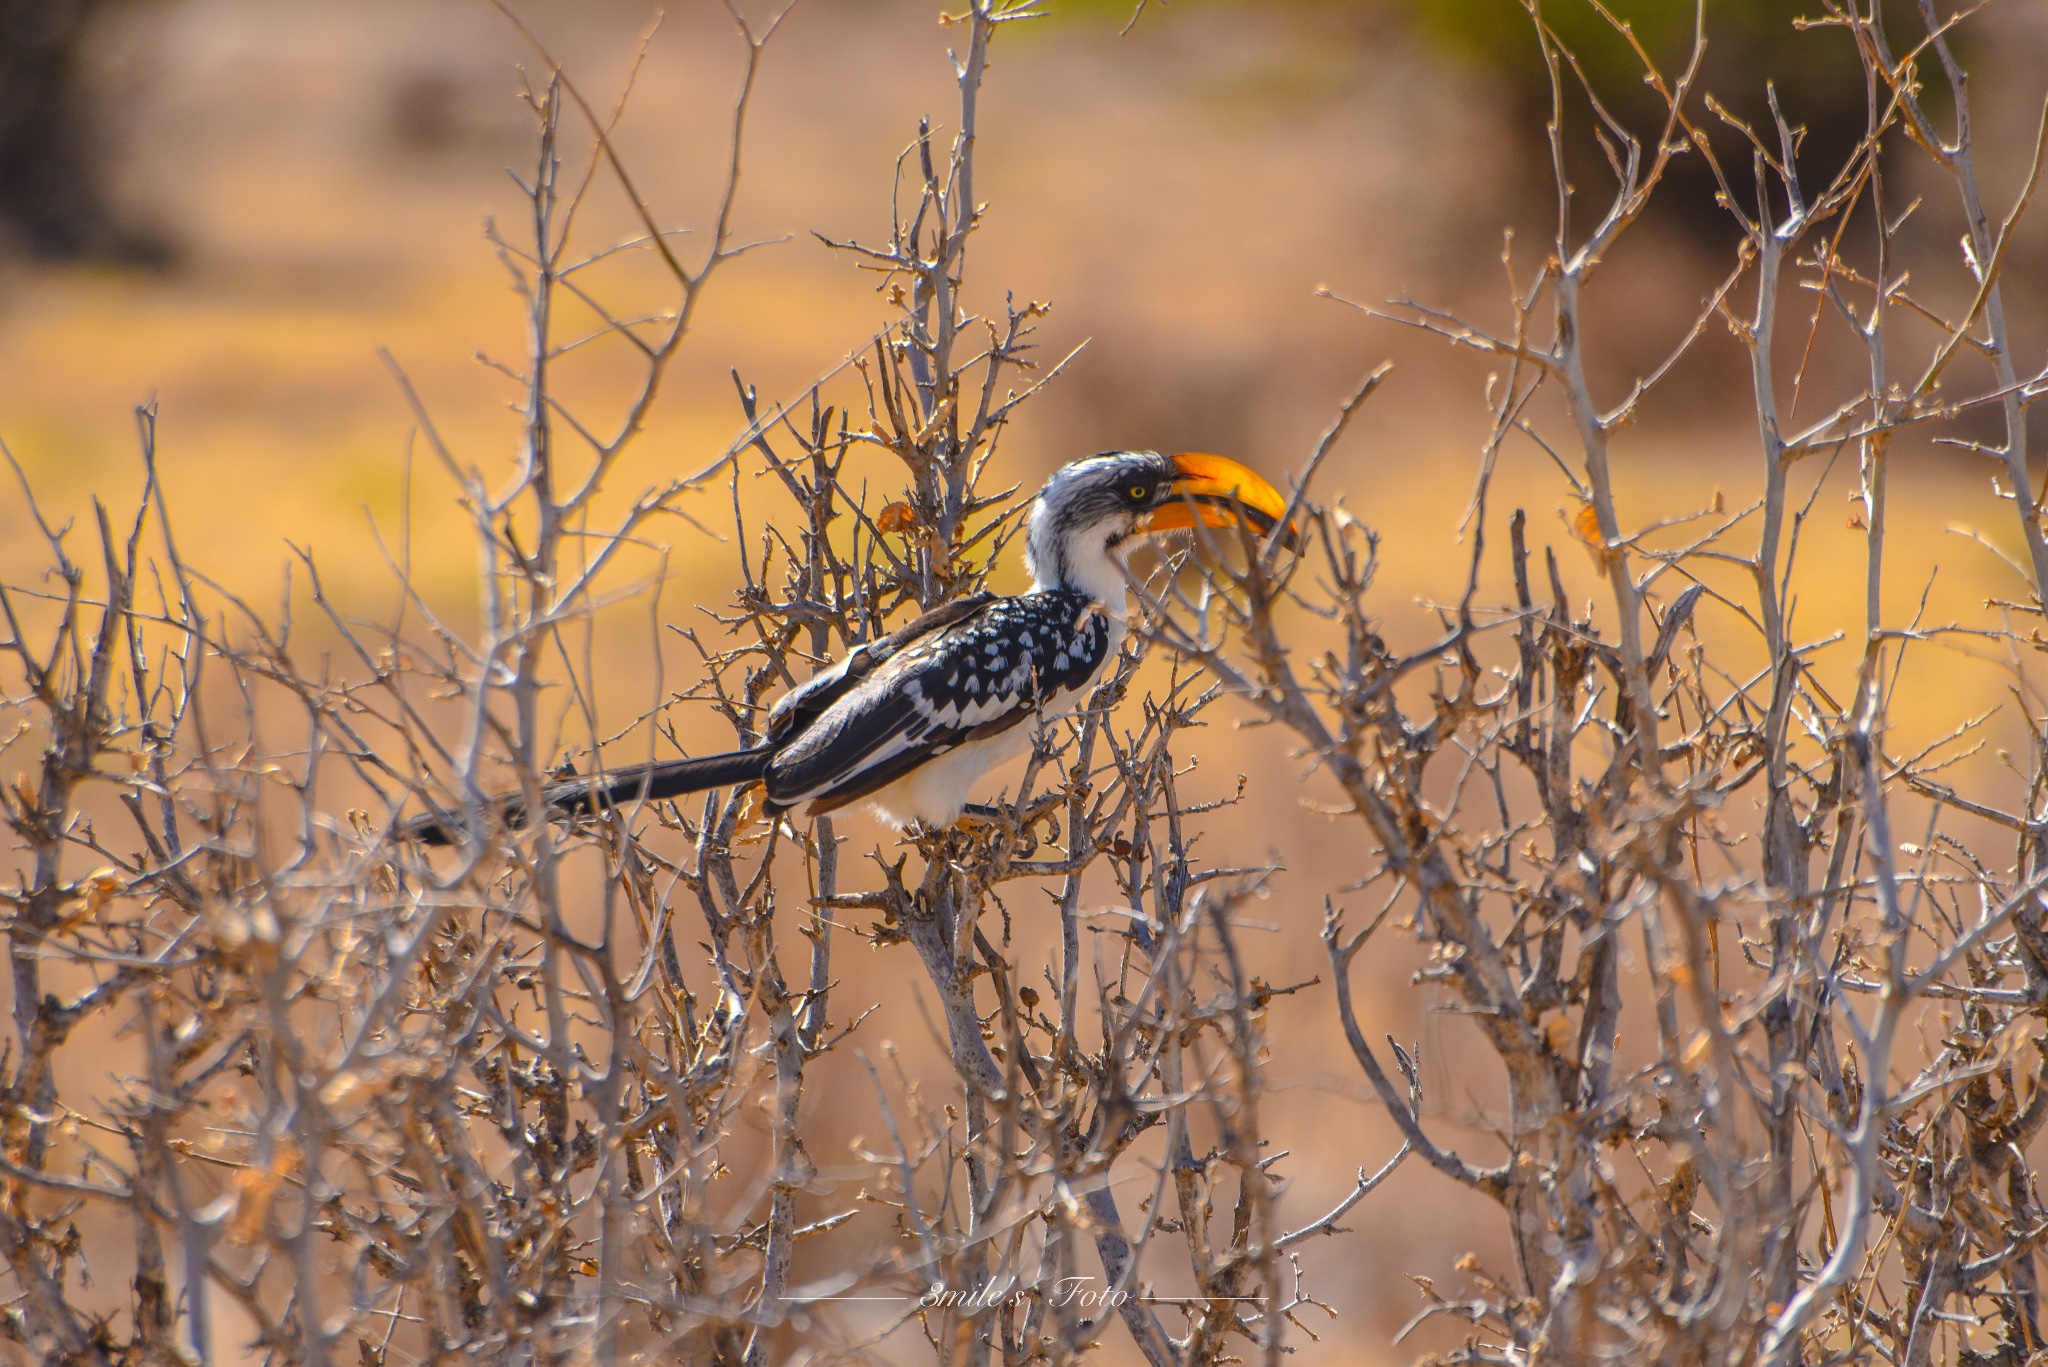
[7,3,2048,1367]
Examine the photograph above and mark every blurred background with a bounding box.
[3,0,2048,1361]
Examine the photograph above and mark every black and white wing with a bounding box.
[762,590,1113,814]
[763,592,997,745]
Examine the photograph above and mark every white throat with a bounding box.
[1026,518,1132,611]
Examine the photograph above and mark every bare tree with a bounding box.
[1138,1,2048,1362]
[0,2,1404,1362]
[5,0,2048,1365]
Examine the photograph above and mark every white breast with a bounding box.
[862,725,1038,827]
[862,662,1113,828]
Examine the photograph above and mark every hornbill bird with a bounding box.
[403,450,1294,845]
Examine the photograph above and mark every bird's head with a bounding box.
[1025,450,1297,600]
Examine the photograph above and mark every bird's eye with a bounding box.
[1127,483,1151,503]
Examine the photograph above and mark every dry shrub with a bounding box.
[3,2,2047,1366]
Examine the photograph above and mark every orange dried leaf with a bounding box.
[321,1070,372,1108]
[219,1148,299,1246]
[84,866,122,912]
[1570,502,1621,573]
[877,501,918,535]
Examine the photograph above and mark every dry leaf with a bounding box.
[1570,502,1621,573]
[1665,1158,1701,1218]
[321,1070,372,1108]
[877,501,918,535]
[1989,1015,2036,1067]
[60,868,124,931]
[211,1146,302,1247]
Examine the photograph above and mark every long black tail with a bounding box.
[400,746,775,847]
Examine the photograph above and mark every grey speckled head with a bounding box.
[1024,450,1176,597]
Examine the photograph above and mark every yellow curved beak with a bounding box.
[1144,452,1301,552]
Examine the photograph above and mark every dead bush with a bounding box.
[4,2,2048,1365]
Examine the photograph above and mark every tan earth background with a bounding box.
[4,0,2048,1361]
